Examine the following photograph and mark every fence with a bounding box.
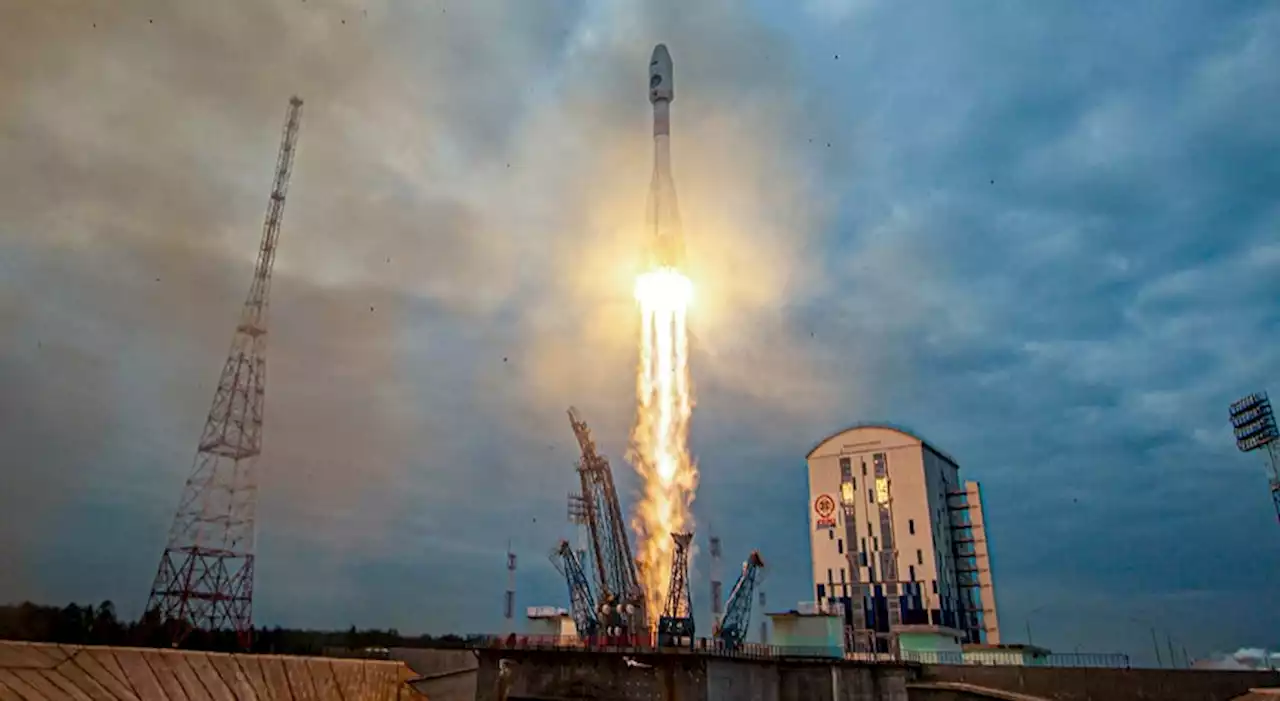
[339,633,1131,670]
[901,650,1131,669]
[478,634,847,661]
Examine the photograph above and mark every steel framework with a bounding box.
[145,97,303,649]
[550,540,599,639]
[717,551,764,650]
[566,406,646,634]
[657,532,694,647]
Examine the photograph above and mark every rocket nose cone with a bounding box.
[649,44,674,103]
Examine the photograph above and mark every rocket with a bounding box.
[647,44,685,270]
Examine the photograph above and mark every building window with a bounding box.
[861,537,867,553]
[874,477,890,504]
[873,537,879,550]
[828,529,834,540]
[817,584,826,599]
[838,539,844,554]
[840,568,847,584]
[860,552,868,566]
[917,549,923,565]
[909,565,916,581]
[840,457,852,480]
[861,461,867,476]
[909,519,916,535]
[827,569,833,584]
[932,580,938,594]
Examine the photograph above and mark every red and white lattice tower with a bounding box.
[146,96,303,648]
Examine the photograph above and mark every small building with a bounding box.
[767,605,846,659]
[525,606,577,639]
[962,643,1051,666]
[896,623,967,663]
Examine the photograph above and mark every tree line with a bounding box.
[0,601,476,655]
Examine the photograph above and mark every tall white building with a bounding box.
[806,424,1000,653]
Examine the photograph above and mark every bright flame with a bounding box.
[629,266,698,620]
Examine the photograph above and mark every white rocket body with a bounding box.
[647,44,685,270]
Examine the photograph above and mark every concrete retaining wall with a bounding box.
[707,658,779,701]
[392,647,478,701]
[476,649,911,701]
[919,664,1280,701]
[841,665,911,701]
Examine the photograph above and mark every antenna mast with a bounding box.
[146,97,303,648]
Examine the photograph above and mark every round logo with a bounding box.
[814,494,836,518]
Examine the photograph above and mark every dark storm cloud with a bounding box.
[767,0,1280,660]
[2,0,1278,660]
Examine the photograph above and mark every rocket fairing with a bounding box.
[646,44,685,270]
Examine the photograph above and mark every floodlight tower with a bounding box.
[1229,391,1280,525]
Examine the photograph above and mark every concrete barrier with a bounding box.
[0,640,423,699]
[908,681,1052,700]
[474,648,912,701]
[391,647,479,701]
[919,663,1280,701]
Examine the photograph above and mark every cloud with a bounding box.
[1,0,1278,659]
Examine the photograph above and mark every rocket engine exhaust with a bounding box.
[630,43,698,622]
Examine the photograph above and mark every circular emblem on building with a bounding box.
[814,494,836,518]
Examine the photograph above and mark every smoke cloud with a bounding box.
[0,0,835,628]
[5,1,1277,652]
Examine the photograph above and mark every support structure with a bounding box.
[567,407,646,636]
[145,97,303,649]
[505,541,517,634]
[550,540,599,640]
[567,492,591,572]
[1230,392,1280,526]
[717,551,764,650]
[657,532,694,647]
[758,589,768,644]
[709,533,723,631]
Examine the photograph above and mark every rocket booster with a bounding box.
[646,44,685,270]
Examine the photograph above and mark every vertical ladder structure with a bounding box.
[947,481,1001,644]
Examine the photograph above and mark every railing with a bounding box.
[477,634,846,661]
[421,634,1131,669]
[902,650,1131,669]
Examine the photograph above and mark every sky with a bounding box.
[1,0,1278,665]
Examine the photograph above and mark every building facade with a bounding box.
[806,424,1000,653]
